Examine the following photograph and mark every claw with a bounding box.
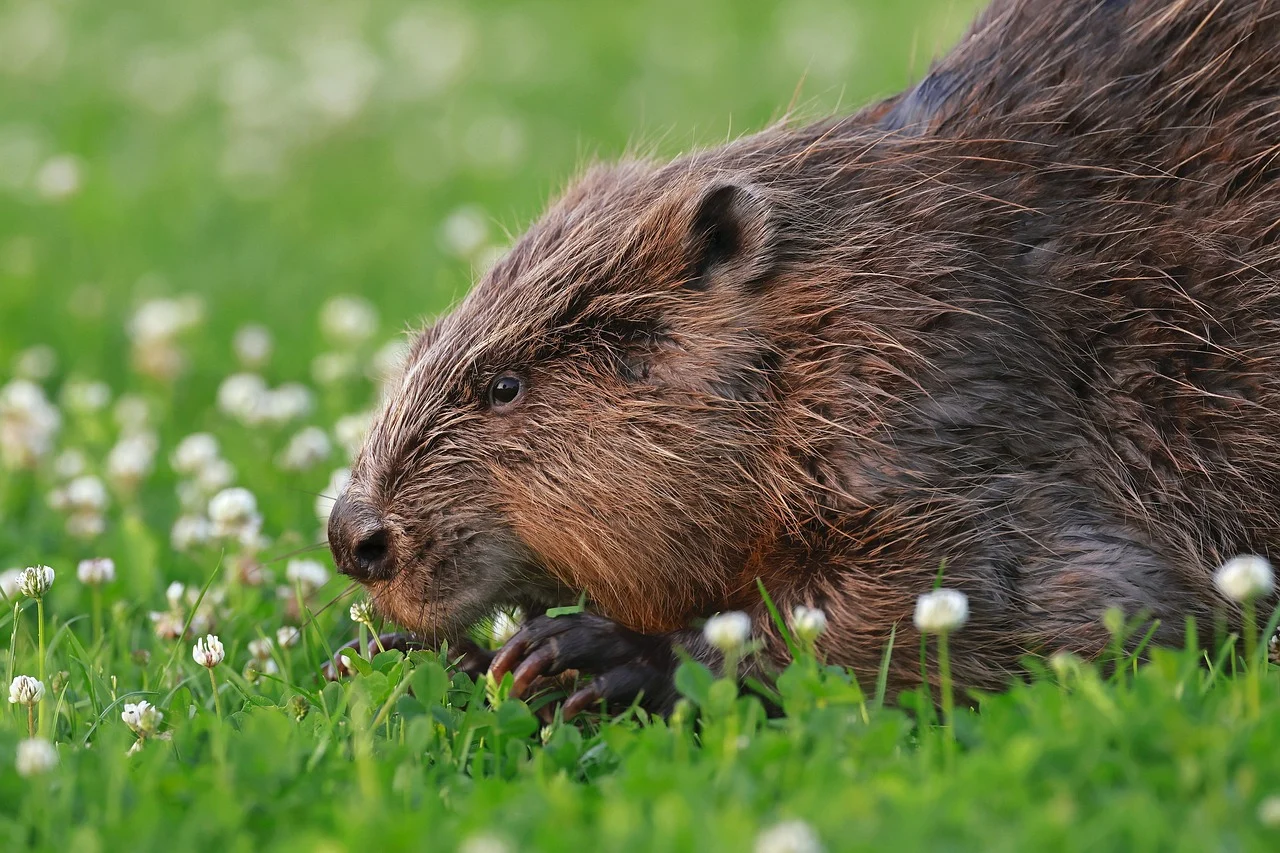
[511,646,557,697]
[489,635,532,684]
[485,613,679,718]
[562,663,660,719]
[561,682,603,720]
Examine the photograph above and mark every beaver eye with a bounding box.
[488,373,523,409]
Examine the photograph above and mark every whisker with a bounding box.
[262,541,330,565]
[290,487,338,501]
[298,583,361,634]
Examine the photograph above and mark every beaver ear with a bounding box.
[683,180,776,292]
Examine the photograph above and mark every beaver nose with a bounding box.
[328,495,394,581]
[353,528,390,578]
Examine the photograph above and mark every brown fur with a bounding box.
[330,0,1280,696]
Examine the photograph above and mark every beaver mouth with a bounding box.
[363,533,572,639]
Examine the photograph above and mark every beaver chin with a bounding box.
[366,538,574,641]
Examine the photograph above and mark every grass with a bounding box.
[2,0,1280,849]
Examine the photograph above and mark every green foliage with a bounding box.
[3,0,1278,850]
[7,621,1280,851]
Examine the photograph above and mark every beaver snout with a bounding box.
[328,494,395,582]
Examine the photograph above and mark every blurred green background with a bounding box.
[0,0,983,388]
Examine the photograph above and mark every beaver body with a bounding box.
[329,0,1280,709]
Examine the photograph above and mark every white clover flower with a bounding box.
[15,737,57,777]
[64,475,108,512]
[0,569,23,599]
[286,559,329,594]
[208,487,262,541]
[117,701,141,727]
[386,7,473,96]
[371,338,410,385]
[106,432,158,490]
[277,426,332,471]
[315,467,351,525]
[319,295,378,348]
[171,433,220,475]
[65,513,106,540]
[8,675,45,705]
[261,383,314,425]
[0,383,43,426]
[0,379,56,415]
[276,626,301,648]
[192,634,225,668]
[247,637,273,661]
[113,394,151,435]
[76,557,115,586]
[1214,555,1275,603]
[51,477,108,534]
[195,457,237,495]
[1259,795,1280,828]
[299,37,380,122]
[349,597,374,625]
[46,486,69,513]
[217,373,268,423]
[33,149,83,200]
[121,699,163,736]
[35,153,82,200]
[913,588,970,634]
[130,303,194,373]
[791,605,828,644]
[243,657,280,681]
[233,324,273,368]
[131,338,184,381]
[0,378,61,469]
[439,205,490,259]
[18,565,54,598]
[61,379,111,413]
[227,551,267,586]
[52,448,87,480]
[163,584,190,617]
[240,529,272,555]
[171,514,213,552]
[311,352,359,386]
[703,611,752,652]
[165,581,188,611]
[12,345,57,381]
[129,296,204,344]
[457,834,512,853]
[149,610,185,641]
[334,412,373,459]
[754,819,824,853]
[491,608,523,646]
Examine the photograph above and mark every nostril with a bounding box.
[354,528,390,576]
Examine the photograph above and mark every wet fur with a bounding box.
[336,0,1280,695]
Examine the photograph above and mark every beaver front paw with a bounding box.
[488,613,679,719]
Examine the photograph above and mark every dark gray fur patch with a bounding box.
[879,70,967,134]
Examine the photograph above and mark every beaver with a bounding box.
[327,0,1280,715]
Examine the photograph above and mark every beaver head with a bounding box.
[327,157,832,640]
